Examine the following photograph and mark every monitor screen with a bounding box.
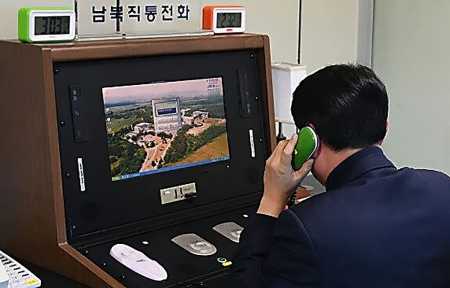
[35,16,71,35]
[103,78,230,181]
[217,13,242,28]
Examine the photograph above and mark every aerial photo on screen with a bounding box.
[103,78,230,181]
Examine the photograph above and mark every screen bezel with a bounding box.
[29,10,75,42]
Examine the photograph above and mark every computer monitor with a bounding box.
[102,78,230,181]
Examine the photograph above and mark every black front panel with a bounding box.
[81,206,256,288]
[53,50,270,242]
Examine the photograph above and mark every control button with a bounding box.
[217,257,227,264]
[231,229,243,239]
[190,241,213,253]
[222,260,233,267]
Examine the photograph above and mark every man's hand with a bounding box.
[257,135,314,218]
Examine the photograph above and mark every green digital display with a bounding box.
[217,13,242,28]
[35,16,70,35]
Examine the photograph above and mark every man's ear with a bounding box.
[308,123,320,159]
[312,139,321,159]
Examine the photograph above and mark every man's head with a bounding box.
[291,64,388,184]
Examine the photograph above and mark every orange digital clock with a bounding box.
[202,5,246,34]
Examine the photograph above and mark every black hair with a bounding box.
[291,64,388,151]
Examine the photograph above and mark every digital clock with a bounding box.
[18,7,75,43]
[203,5,246,34]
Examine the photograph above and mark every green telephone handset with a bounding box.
[292,126,319,170]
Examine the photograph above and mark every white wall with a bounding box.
[300,0,360,73]
[373,0,450,173]
[357,0,374,66]
[0,0,300,63]
[206,0,300,63]
[0,0,74,39]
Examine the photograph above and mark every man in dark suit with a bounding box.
[233,64,450,287]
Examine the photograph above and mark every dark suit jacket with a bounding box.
[233,146,450,287]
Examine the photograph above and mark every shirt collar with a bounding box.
[325,146,396,190]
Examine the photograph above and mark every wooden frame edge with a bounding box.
[49,34,266,62]
[260,35,277,152]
